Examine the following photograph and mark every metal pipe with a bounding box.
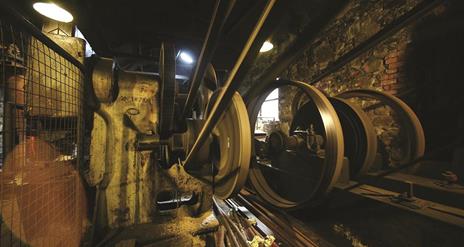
[182,0,236,119]
[0,2,86,72]
[308,0,444,85]
[183,0,276,170]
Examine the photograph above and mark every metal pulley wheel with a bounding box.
[204,63,218,91]
[91,57,119,104]
[183,90,251,199]
[158,42,177,139]
[290,88,330,116]
[193,63,218,119]
[246,79,344,209]
[329,97,377,178]
[337,89,425,172]
[209,91,251,199]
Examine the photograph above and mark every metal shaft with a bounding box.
[183,0,277,169]
[182,0,236,119]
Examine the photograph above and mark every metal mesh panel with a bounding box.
[0,17,85,247]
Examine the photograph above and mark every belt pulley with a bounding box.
[246,79,344,209]
[180,89,252,199]
[245,79,425,209]
[329,97,377,178]
[153,60,250,199]
[337,89,425,172]
[158,42,177,139]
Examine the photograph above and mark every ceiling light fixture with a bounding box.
[33,2,74,23]
[179,51,194,64]
[260,41,274,53]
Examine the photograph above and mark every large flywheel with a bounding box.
[329,97,378,178]
[207,90,251,199]
[246,79,344,209]
[337,89,425,172]
[175,89,251,200]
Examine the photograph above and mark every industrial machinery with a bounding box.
[3,0,464,246]
[88,53,426,244]
[246,79,344,209]
[87,42,253,244]
[88,54,428,245]
[0,0,275,245]
[245,79,426,209]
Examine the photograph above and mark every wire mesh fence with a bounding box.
[0,15,85,247]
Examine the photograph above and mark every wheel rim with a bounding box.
[337,89,425,172]
[330,97,378,178]
[247,79,344,209]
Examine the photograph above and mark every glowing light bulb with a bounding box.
[260,41,274,53]
[179,51,194,64]
[33,2,74,23]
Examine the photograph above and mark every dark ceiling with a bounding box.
[72,0,264,67]
[6,0,343,79]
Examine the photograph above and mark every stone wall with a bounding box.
[282,0,423,97]
[274,0,462,158]
[250,0,464,172]
[244,0,464,167]
[273,1,421,167]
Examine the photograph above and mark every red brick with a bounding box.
[381,74,397,80]
[383,84,391,91]
[386,61,404,69]
[386,51,400,59]
[386,68,398,74]
[381,79,397,85]
[385,57,398,64]
[383,85,403,92]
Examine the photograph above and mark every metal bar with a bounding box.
[224,0,287,93]
[343,141,458,192]
[213,197,249,247]
[350,184,464,229]
[0,2,85,72]
[182,0,236,119]
[222,1,263,38]
[307,0,444,85]
[235,192,322,247]
[183,0,276,170]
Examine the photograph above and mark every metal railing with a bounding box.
[0,5,85,247]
